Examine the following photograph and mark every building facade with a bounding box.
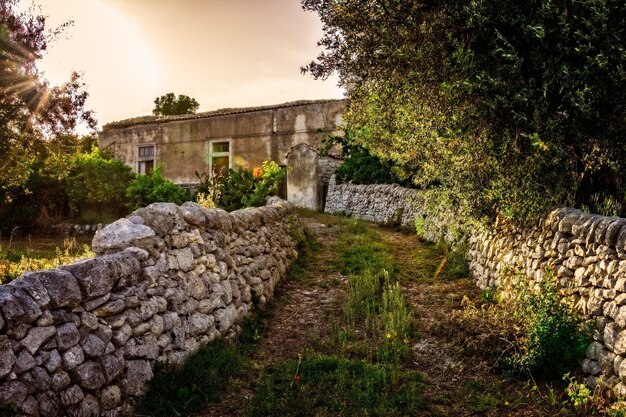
[99,99,345,209]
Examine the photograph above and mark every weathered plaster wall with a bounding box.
[325,177,626,396]
[0,198,301,416]
[286,145,342,211]
[99,100,345,186]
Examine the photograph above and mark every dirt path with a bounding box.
[199,214,348,417]
[198,212,576,417]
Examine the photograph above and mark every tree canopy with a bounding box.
[0,0,95,203]
[153,93,200,116]
[302,0,626,220]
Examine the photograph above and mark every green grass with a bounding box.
[334,219,415,363]
[246,354,424,417]
[138,341,243,417]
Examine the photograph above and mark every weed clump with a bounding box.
[504,273,591,378]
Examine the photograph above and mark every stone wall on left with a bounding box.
[0,197,302,416]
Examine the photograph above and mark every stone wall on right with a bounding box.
[325,175,626,396]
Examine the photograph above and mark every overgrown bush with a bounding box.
[126,165,192,211]
[444,270,590,380]
[218,161,287,212]
[505,273,591,378]
[66,147,134,221]
[323,133,403,185]
[433,241,470,281]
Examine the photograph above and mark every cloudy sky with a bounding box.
[22,0,343,129]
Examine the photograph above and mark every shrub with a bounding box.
[66,147,134,219]
[505,272,591,378]
[125,165,192,210]
[323,133,403,185]
[218,161,287,212]
[445,270,590,380]
[433,242,470,280]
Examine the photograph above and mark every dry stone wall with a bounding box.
[324,176,461,242]
[325,177,626,396]
[0,197,301,416]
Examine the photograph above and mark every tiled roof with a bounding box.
[102,98,345,131]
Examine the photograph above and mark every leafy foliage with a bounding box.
[0,138,131,230]
[324,133,401,185]
[66,147,134,217]
[504,272,591,378]
[153,92,200,116]
[0,1,95,203]
[218,161,287,212]
[125,165,192,211]
[303,0,626,220]
[446,270,590,380]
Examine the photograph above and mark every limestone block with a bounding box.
[187,313,215,336]
[132,202,186,237]
[61,251,141,298]
[55,323,80,351]
[112,323,132,347]
[92,218,156,254]
[73,361,106,390]
[20,326,56,355]
[44,350,61,373]
[93,300,126,317]
[19,395,38,416]
[0,286,40,324]
[62,345,85,370]
[614,330,626,355]
[121,360,153,397]
[0,380,28,408]
[101,385,122,410]
[73,393,100,417]
[124,335,159,359]
[60,384,84,406]
[100,354,124,384]
[0,336,16,378]
[82,334,106,357]
[50,370,71,391]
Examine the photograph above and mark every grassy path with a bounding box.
[186,211,581,417]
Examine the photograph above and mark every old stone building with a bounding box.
[99,99,345,209]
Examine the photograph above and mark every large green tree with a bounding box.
[153,93,200,116]
[303,0,626,220]
[0,0,95,203]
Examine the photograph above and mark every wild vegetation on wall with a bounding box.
[303,0,626,221]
